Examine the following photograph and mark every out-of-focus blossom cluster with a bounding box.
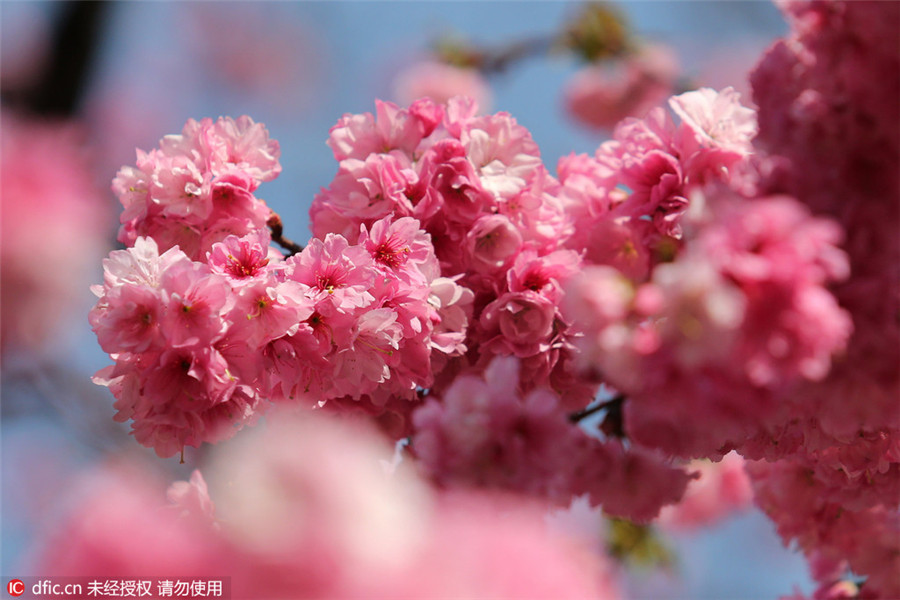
[180,4,327,114]
[1,117,109,357]
[567,190,851,459]
[565,43,681,131]
[559,6,900,590]
[413,356,694,520]
[657,452,753,531]
[560,2,682,130]
[740,1,900,597]
[35,414,620,599]
[750,460,899,599]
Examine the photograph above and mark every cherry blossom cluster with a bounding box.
[90,211,469,456]
[90,236,265,458]
[111,116,281,261]
[309,88,824,525]
[311,96,593,407]
[557,85,757,273]
[556,11,899,581]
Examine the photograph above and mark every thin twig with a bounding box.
[267,213,304,257]
[568,393,626,424]
[478,36,557,74]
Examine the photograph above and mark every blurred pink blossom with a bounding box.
[564,44,680,131]
[657,451,753,531]
[181,3,328,113]
[1,116,110,357]
[35,413,619,599]
[393,60,492,112]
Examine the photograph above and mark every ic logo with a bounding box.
[6,580,24,597]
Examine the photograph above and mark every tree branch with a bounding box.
[267,213,304,257]
[569,394,626,423]
[11,2,109,117]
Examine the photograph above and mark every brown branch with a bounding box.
[267,213,304,257]
[479,36,557,74]
[3,2,109,117]
[568,393,626,424]
[434,1,632,76]
[434,34,557,75]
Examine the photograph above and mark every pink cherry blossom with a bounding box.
[159,261,232,349]
[581,218,654,281]
[466,214,523,272]
[479,291,557,357]
[206,229,281,283]
[669,86,757,157]
[327,98,439,161]
[358,215,439,283]
[166,470,217,525]
[419,138,493,226]
[499,166,572,251]
[90,238,192,356]
[90,283,165,354]
[616,149,688,237]
[146,151,211,221]
[313,153,419,234]
[460,111,542,200]
[206,115,281,185]
[285,233,376,313]
[507,249,582,304]
[227,279,313,348]
[207,170,270,226]
[427,276,474,369]
[259,326,334,405]
[329,308,404,399]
